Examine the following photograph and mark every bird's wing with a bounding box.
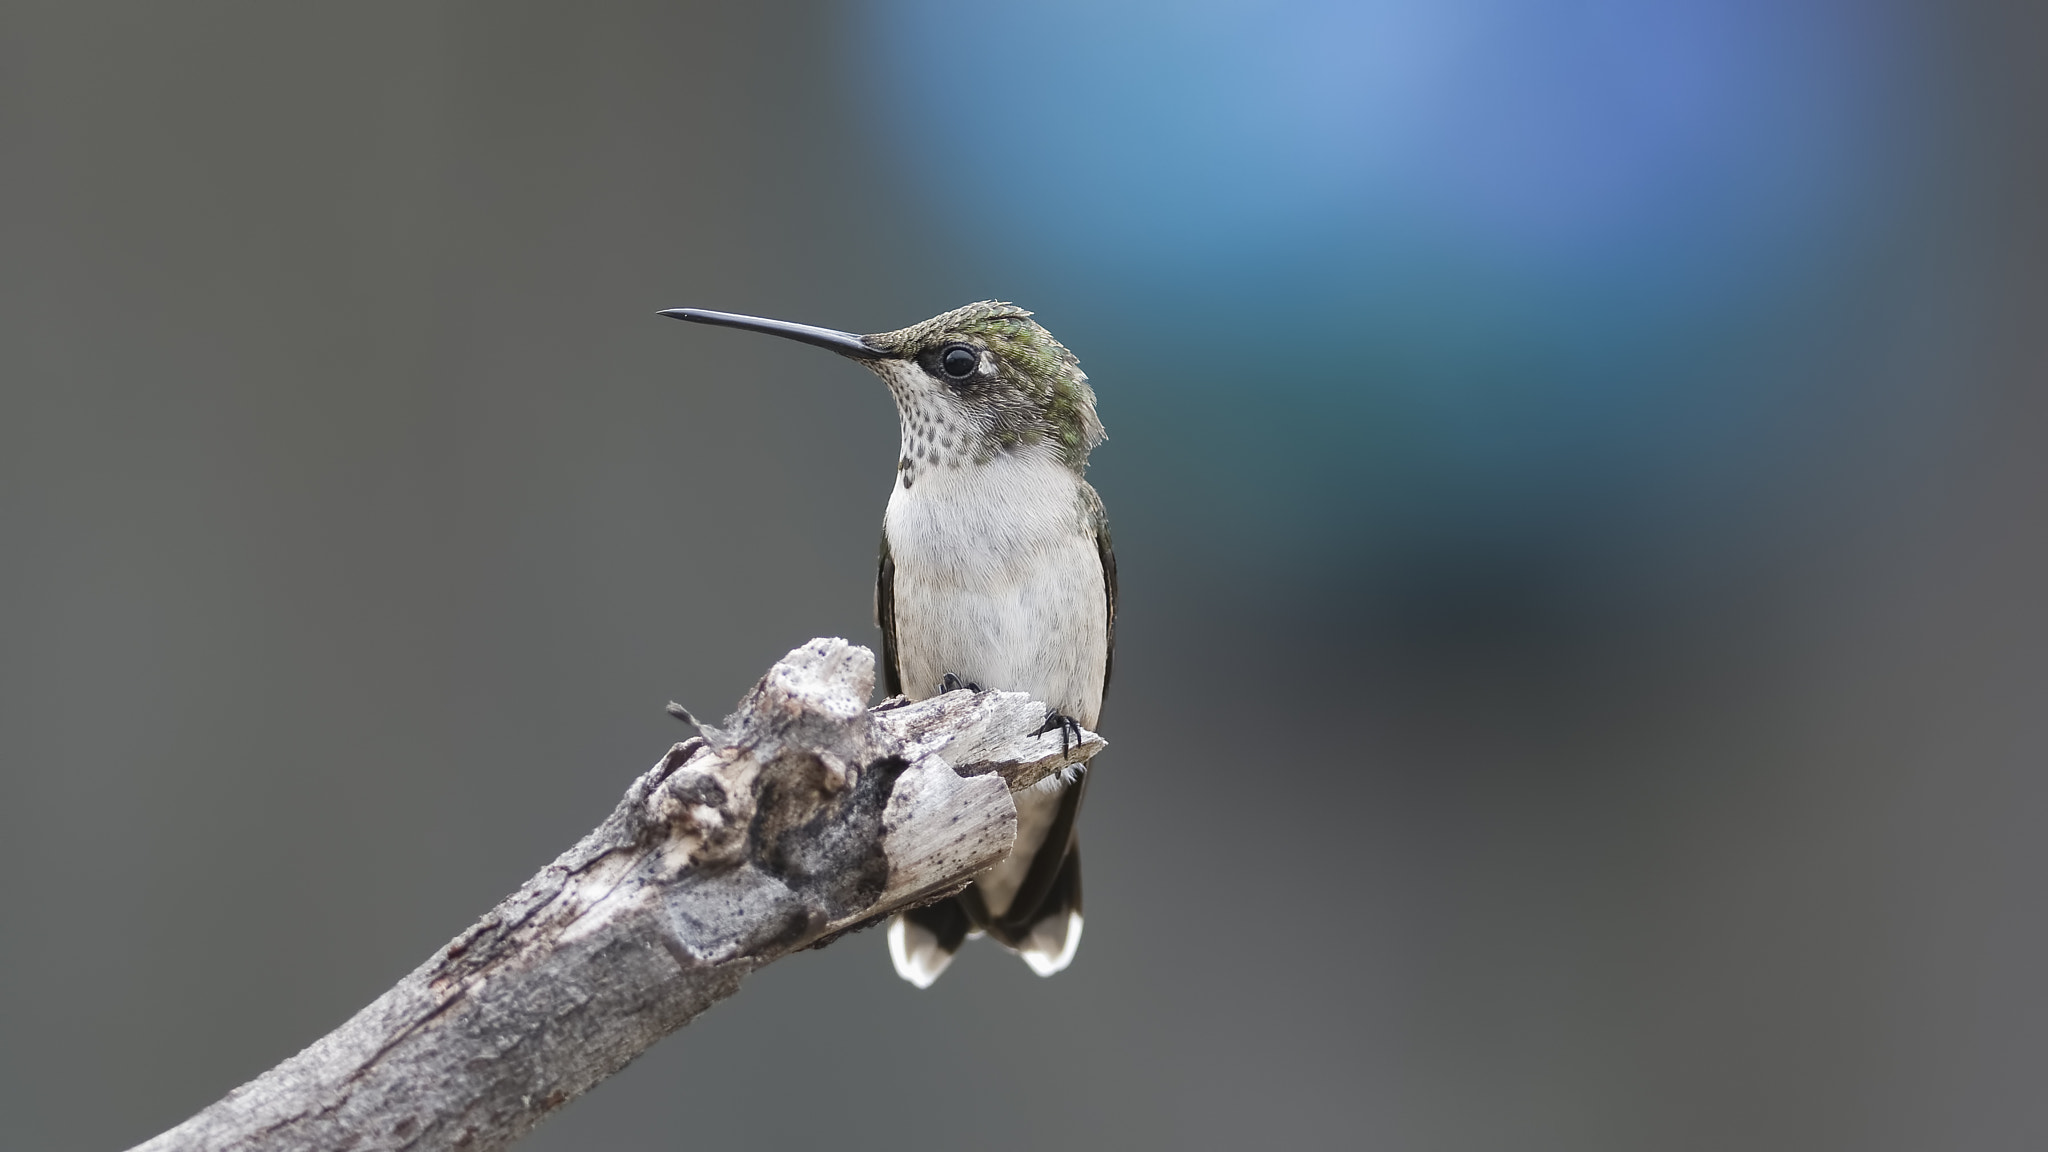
[876,530,903,699]
[1086,482,1117,706]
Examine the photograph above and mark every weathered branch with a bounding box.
[132,638,1103,1152]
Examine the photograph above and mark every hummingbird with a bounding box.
[660,301,1114,986]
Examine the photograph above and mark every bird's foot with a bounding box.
[939,672,983,694]
[1036,709,1085,757]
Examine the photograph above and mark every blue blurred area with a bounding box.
[855,0,1915,595]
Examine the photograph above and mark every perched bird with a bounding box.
[661,301,1114,986]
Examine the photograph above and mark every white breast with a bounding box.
[884,448,1107,728]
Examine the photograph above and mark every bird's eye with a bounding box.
[940,345,979,380]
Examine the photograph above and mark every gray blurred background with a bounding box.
[4,2,2046,1148]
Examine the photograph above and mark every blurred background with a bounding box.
[4,1,2045,1148]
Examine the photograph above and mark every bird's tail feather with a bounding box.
[1014,842,1083,976]
[886,839,1085,985]
[889,898,972,989]
[889,774,1088,987]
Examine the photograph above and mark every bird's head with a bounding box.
[662,301,1103,482]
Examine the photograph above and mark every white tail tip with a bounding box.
[888,914,955,989]
[1019,910,1084,977]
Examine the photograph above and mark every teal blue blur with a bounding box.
[855,0,1915,591]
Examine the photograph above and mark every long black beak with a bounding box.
[659,307,888,360]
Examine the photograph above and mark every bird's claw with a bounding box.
[939,672,982,694]
[1036,710,1085,757]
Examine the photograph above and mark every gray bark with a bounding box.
[132,638,1103,1152]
